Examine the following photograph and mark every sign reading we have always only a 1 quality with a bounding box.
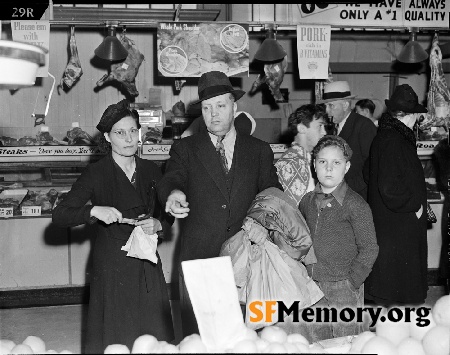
[293,1,450,29]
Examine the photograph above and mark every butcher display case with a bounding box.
[0,144,105,217]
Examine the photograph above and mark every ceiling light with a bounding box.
[397,28,429,63]
[254,24,287,62]
[94,24,128,61]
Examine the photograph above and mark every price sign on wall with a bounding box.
[21,206,41,216]
[0,207,14,217]
[291,2,449,29]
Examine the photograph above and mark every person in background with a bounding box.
[181,111,256,138]
[320,81,377,201]
[300,135,378,341]
[355,98,378,126]
[365,84,428,306]
[52,99,174,353]
[275,104,327,207]
[157,71,283,337]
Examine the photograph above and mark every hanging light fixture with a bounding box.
[253,24,287,62]
[397,28,429,63]
[0,39,47,90]
[94,22,128,61]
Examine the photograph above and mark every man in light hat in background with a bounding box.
[320,81,377,201]
[157,70,283,337]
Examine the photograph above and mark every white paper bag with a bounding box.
[121,226,158,264]
[182,256,249,352]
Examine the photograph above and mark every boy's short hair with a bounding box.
[312,135,353,161]
[355,99,376,115]
[288,104,328,135]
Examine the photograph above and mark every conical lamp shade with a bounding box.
[397,32,429,63]
[94,27,128,61]
[254,27,287,62]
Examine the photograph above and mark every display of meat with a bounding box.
[249,56,288,102]
[21,189,57,212]
[0,136,20,146]
[58,26,83,92]
[36,131,58,145]
[142,127,163,144]
[66,127,95,145]
[172,100,186,117]
[421,33,450,130]
[96,32,145,98]
[18,136,39,146]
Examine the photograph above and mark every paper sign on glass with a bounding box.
[297,24,331,80]
[11,20,50,77]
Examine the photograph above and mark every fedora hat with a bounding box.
[318,81,356,104]
[191,71,245,105]
[385,84,427,113]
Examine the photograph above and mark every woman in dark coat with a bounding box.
[52,100,174,353]
[365,84,428,306]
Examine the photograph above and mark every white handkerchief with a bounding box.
[121,226,158,264]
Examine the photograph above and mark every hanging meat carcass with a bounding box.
[249,56,288,102]
[420,33,450,130]
[58,26,83,92]
[96,32,145,98]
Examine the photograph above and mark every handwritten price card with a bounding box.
[21,206,41,216]
[0,207,14,218]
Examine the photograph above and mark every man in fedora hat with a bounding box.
[365,84,428,306]
[157,70,282,336]
[320,81,377,200]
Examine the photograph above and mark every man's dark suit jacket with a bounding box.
[339,111,377,201]
[157,129,282,262]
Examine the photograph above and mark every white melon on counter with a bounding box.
[22,336,46,353]
[131,334,159,353]
[432,294,450,328]
[103,344,130,354]
[422,325,450,355]
[0,340,16,354]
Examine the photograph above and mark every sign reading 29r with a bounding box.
[12,7,35,17]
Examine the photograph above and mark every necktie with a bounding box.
[215,135,229,174]
[334,123,339,135]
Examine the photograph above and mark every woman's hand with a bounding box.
[90,206,122,224]
[135,217,162,235]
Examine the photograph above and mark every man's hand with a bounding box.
[247,220,268,246]
[90,206,122,224]
[165,189,190,218]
